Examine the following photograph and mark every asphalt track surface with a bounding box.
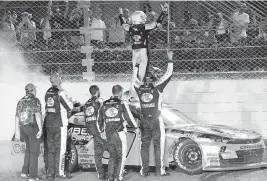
[1,167,267,181]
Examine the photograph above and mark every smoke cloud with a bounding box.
[0,40,49,140]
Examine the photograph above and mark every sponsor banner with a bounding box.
[11,141,44,156]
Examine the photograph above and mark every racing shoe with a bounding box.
[21,173,30,179]
[140,172,150,177]
[55,174,72,179]
[28,178,43,181]
[161,172,171,176]
[97,173,106,180]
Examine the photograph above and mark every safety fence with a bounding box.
[0,0,267,82]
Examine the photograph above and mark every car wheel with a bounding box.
[67,141,78,173]
[173,139,203,175]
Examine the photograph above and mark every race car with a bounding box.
[66,102,267,175]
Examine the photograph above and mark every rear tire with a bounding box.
[173,139,203,175]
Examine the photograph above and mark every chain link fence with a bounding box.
[0,1,267,82]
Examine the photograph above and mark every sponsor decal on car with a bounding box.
[209,159,219,166]
[68,127,88,136]
[240,145,263,149]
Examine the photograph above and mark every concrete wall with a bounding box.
[1,79,267,141]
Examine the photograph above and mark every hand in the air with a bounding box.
[119,7,123,14]
[167,50,173,61]
[136,57,142,64]
[161,2,169,13]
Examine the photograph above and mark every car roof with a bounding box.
[128,101,197,126]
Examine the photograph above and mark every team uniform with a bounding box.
[44,86,74,178]
[83,96,106,179]
[98,97,138,181]
[133,61,173,175]
[16,93,42,180]
[119,10,167,81]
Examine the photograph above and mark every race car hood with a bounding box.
[166,124,262,140]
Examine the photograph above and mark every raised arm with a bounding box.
[155,51,173,92]
[145,2,168,30]
[119,7,130,31]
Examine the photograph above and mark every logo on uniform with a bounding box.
[47,97,54,107]
[13,144,21,153]
[141,93,153,103]
[85,106,95,116]
[105,107,119,117]
[20,112,28,122]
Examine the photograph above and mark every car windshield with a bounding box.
[161,107,197,126]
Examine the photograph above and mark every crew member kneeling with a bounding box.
[98,85,139,181]
[133,51,173,177]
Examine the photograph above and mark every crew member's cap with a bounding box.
[25,83,36,92]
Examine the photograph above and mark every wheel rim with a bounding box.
[176,143,202,170]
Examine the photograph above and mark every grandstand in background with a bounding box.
[0,0,267,82]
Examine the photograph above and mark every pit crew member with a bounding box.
[98,85,139,181]
[44,72,74,180]
[15,83,43,181]
[84,85,106,180]
[133,51,173,177]
[118,3,169,97]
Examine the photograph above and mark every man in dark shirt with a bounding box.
[15,83,43,181]
[98,85,139,181]
[133,51,173,177]
[44,72,74,181]
[118,3,169,98]
[83,85,106,180]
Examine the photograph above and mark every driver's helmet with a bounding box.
[130,11,147,24]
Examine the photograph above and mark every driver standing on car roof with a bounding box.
[133,51,173,177]
[43,72,75,181]
[15,83,43,181]
[83,85,106,180]
[98,85,139,181]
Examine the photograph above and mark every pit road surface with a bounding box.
[1,167,267,181]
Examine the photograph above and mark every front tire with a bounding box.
[67,140,78,173]
[173,139,203,175]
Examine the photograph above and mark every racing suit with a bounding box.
[16,94,42,179]
[98,97,138,181]
[44,85,73,178]
[119,10,167,95]
[83,96,106,178]
[133,61,173,175]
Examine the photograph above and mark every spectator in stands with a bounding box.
[69,7,84,48]
[122,8,131,43]
[256,17,267,41]
[181,11,198,45]
[109,16,125,48]
[40,1,52,45]
[17,12,37,50]
[50,0,69,46]
[91,8,106,48]
[0,11,18,45]
[214,12,230,45]
[199,12,216,47]
[230,3,250,44]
